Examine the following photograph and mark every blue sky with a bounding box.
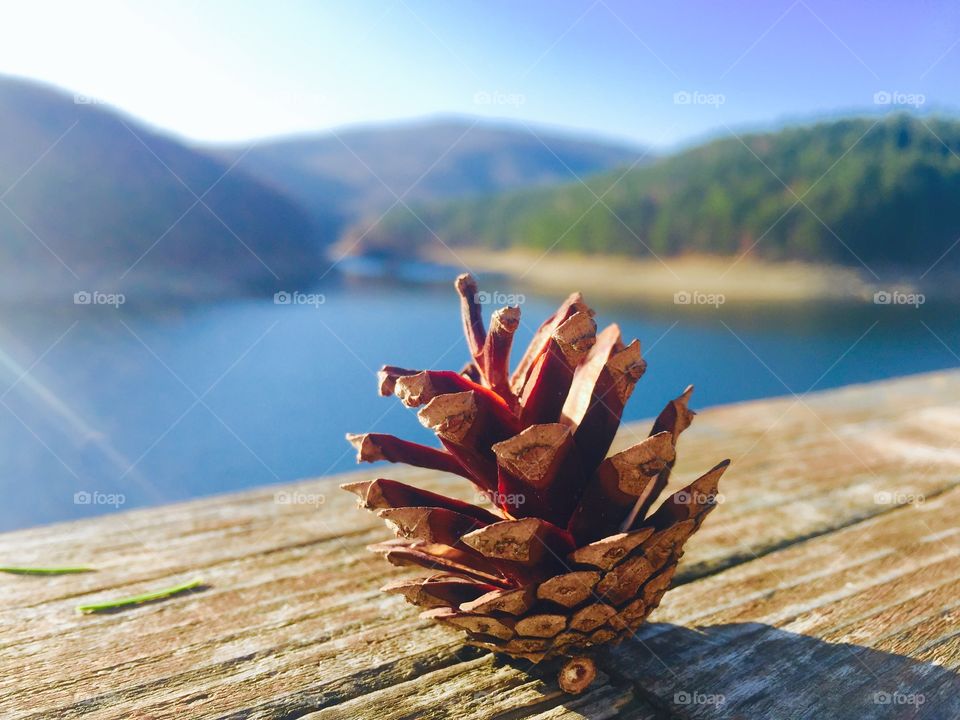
[1,0,958,147]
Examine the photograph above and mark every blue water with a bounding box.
[0,268,957,530]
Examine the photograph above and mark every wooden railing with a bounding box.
[3,370,959,719]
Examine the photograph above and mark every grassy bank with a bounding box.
[438,248,892,304]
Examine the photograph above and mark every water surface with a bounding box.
[0,266,956,530]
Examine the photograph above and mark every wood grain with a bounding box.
[0,370,958,719]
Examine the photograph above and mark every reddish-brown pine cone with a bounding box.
[344,274,729,692]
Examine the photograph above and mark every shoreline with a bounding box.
[433,248,935,304]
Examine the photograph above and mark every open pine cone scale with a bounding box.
[343,274,729,689]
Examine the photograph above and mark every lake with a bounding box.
[1,263,957,530]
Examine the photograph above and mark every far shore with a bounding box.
[428,248,940,304]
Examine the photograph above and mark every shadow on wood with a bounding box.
[604,622,960,719]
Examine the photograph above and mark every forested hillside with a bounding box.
[0,76,322,299]
[357,115,960,268]
[211,119,646,236]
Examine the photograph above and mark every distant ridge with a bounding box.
[7,73,954,295]
[0,75,322,300]
[210,118,648,239]
[354,114,960,270]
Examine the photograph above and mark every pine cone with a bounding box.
[343,274,729,693]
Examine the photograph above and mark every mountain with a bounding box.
[0,76,322,300]
[356,114,960,269]
[210,120,646,239]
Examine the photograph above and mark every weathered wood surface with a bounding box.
[1,370,959,719]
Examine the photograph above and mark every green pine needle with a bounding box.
[0,566,94,575]
[76,577,205,614]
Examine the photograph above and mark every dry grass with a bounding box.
[442,248,880,304]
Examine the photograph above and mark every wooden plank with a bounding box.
[287,487,960,720]
[607,484,960,719]
[0,370,957,718]
[636,368,960,581]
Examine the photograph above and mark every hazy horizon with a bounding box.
[3,0,958,147]
[6,70,958,157]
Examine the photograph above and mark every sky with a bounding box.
[1,0,959,148]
